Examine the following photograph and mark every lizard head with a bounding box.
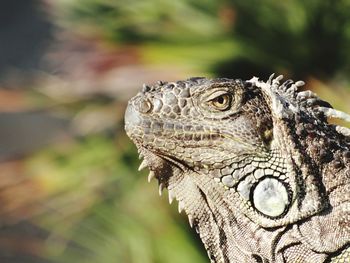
[125,78,273,174]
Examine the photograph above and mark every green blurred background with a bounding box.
[0,0,349,262]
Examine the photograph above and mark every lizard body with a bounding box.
[125,75,350,262]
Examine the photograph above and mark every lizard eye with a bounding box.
[210,94,231,111]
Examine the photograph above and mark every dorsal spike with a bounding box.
[317,107,350,123]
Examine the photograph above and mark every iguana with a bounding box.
[124,75,350,263]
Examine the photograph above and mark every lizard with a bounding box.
[124,74,350,263]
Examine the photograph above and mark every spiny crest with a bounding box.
[249,74,350,137]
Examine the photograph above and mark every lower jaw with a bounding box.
[136,146,169,178]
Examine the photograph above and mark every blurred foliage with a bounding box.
[218,0,350,79]
[27,134,206,263]
[56,0,224,43]
[55,0,350,80]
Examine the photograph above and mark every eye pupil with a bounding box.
[217,96,224,104]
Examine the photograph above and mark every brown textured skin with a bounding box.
[124,76,350,263]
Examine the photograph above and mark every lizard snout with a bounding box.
[124,100,142,133]
[124,95,154,138]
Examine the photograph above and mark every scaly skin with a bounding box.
[124,76,350,263]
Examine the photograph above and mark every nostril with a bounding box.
[138,98,152,113]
